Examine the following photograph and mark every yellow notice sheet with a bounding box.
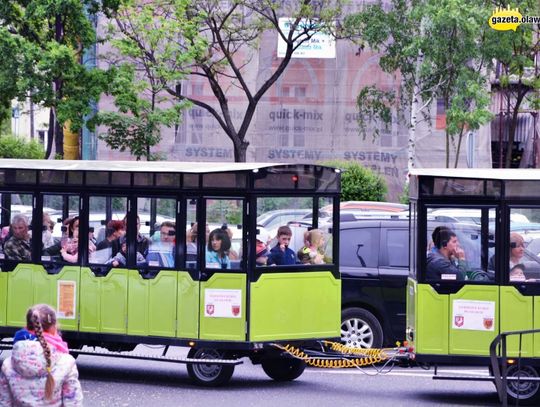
[57,280,76,319]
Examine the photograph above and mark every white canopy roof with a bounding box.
[0,159,295,174]
[409,168,540,181]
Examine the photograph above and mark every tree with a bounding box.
[345,0,495,168]
[95,0,202,160]
[323,160,387,201]
[486,0,540,168]
[0,1,118,158]
[104,0,343,162]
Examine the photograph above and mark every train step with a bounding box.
[1,342,243,366]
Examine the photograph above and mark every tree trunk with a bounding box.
[45,108,55,159]
[54,119,64,158]
[453,126,465,168]
[233,142,248,162]
[407,18,426,171]
[504,90,526,168]
[53,14,64,158]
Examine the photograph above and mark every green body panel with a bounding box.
[405,278,416,348]
[35,266,80,331]
[449,285,498,356]
[127,270,177,337]
[79,268,128,334]
[0,271,7,326]
[6,264,38,327]
[415,284,449,354]
[249,271,340,341]
[199,273,246,341]
[5,265,80,330]
[534,297,540,357]
[500,286,533,356]
[176,272,199,339]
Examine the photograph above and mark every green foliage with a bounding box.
[323,160,387,202]
[0,135,45,159]
[207,200,242,225]
[257,197,313,214]
[95,0,199,160]
[344,0,499,167]
[399,183,409,205]
[356,86,396,140]
[0,1,120,157]
[0,104,11,135]
[105,0,343,162]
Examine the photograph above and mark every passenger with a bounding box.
[488,232,526,272]
[108,236,146,267]
[510,263,526,282]
[426,227,467,281]
[146,221,176,268]
[428,226,450,254]
[96,220,125,252]
[509,232,525,269]
[206,228,231,269]
[118,215,150,258]
[0,304,83,406]
[4,214,32,261]
[297,247,312,264]
[135,216,150,257]
[60,231,79,264]
[255,227,271,266]
[186,225,197,256]
[186,222,210,261]
[226,227,239,260]
[42,212,56,249]
[267,225,297,266]
[298,229,326,265]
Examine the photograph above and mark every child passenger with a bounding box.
[108,236,146,267]
[267,226,297,266]
[510,263,526,282]
[298,229,326,265]
[0,304,83,406]
[206,228,231,269]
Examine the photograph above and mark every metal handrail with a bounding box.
[489,328,540,406]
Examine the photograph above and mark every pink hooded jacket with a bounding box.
[0,340,83,406]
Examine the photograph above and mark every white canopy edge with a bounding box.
[0,159,306,174]
[409,168,540,181]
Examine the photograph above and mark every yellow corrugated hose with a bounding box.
[273,341,390,368]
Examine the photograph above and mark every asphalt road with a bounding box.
[63,345,500,407]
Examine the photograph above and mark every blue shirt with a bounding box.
[267,245,297,266]
[205,250,231,269]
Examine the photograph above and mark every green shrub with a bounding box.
[399,183,410,205]
[0,135,45,159]
[323,160,387,201]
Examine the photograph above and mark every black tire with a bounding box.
[341,307,383,349]
[186,348,235,387]
[506,365,540,405]
[261,357,306,381]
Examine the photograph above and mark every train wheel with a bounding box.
[506,365,540,405]
[186,348,235,387]
[261,357,306,381]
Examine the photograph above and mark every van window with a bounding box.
[387,229,408,267]
[340,228,379,268]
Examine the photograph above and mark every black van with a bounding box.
[339,219,409,348]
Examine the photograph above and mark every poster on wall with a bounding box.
[57,280,76,319]
[277,18,336,59]
[452,299,495,331]
[204,289,242,318]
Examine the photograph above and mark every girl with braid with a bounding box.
[0,304,83,406]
